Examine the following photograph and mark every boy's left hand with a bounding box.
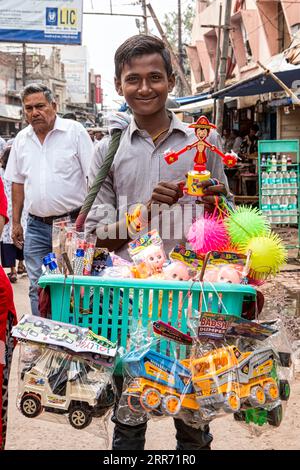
[200,179,227,212]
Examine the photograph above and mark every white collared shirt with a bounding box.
[86,112,231,260]
[5,116,94,217]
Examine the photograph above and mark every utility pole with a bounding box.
[22,42,26,87]
[141,0,148,34]
[215,0,232,134]
[147,3,192,95]
[212,3,222,122]
[178,0,184,96]
[178,0,183,70]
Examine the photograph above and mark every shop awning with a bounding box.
[0,104,22,121]
[212,53,300,99]
[169,96,234,113]
[175,92,211,105]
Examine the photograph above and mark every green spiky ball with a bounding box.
[225,206,270,247]
[243,233,287,280]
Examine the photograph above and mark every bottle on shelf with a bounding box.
[287,155,293,169]
[281,154,287,172]
[261,154,266,168]
[290,170,298,195]
[289,196,298,224]
[280,195,289,224]
[266,155,272,173]
[275,169,283,195]
[270,154,277,172]
[268,170,276,195]
[270,195,281,225]
[283,170,290,196]
[261,169,269,195]
[261,194,269,211]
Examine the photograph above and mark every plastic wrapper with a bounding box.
[115,325,197,427]
[12,316,118,442]
[182,310,294,433]
[100,265,133,279]
[52,217,72,272]
[83,234,97,276]
[128,230,166,276]
[91,248,113,276]
[202,251,251,285]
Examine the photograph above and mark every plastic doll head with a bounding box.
[163,262,190,281]
[217,266,242,284]
[196,127,209,140]
[203,267,219,283]
[145,246,166,273]
[189,116,216,139]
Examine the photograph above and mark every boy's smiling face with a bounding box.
[115,53,175,118]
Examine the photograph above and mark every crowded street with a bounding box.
[1,0,300,455]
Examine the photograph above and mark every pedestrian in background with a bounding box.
[5,83,94,316]
[0,146,27,283]
[0,178,17,450]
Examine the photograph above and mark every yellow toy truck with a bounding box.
[191,345,290,414]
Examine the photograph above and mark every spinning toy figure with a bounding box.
[164,116,238,198]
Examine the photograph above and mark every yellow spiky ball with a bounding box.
[243,233,287,280]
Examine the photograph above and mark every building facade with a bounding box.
[187,0,300,139]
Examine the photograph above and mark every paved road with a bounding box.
[5,274,300,450]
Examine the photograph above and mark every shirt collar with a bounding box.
[27,115,68,137]
[129,111,189,141]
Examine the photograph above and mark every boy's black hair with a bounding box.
[114,34,173,79]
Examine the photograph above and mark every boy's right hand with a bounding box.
[149,181,184,206]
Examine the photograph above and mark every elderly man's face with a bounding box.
[23,92,56,134]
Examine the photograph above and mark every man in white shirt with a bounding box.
[5,83,94,315]
[0,136,6,156]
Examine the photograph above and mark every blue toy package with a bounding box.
[91,248,113,276]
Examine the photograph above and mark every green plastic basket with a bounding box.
[38,275,256,356]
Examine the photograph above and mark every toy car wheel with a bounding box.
[279,380,290,401]
[128,395,145,413]
[161,395,181,416]
[249,386,266,407]
[141,388,161,411]
[20,394,42,418]
[68,405,92,430]
[264,381,279,402]
[267,404,283,427]
[224,392,241,412]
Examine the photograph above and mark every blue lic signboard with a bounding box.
[0,0,83,45]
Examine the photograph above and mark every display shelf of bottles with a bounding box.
[258,141,299,248]
[260,153,298,225]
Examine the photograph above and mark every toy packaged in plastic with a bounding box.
[91,248,113,276]
[12,316,117,442]
[185,310,293,432]
[83,233,97,276]
[115,324,197,427]
[202,250,252,285]
[128,230,166,276]
[52,217,73,272]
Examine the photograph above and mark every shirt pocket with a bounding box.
[53,153,76,177]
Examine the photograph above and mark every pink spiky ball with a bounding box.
[187,213,229,254]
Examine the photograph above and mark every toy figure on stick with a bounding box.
[164,116,238,198]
